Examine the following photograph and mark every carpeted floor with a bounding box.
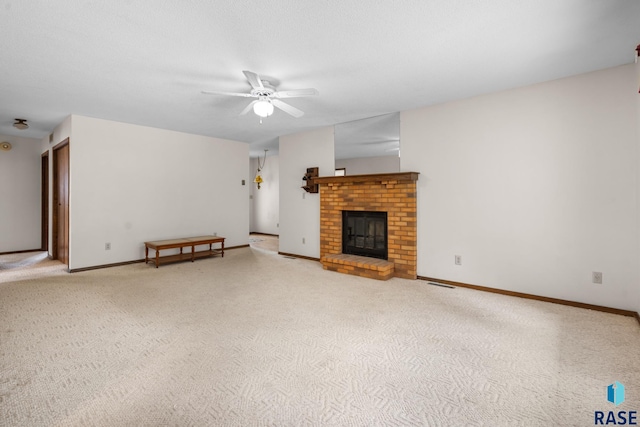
[248,234,279,253]
[1,246,638,426]
[0,251,67,284]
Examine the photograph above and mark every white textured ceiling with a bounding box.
[1,0,639,158]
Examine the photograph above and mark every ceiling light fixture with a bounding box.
[253,99,274,118]
[13,118,29,130]
[254,149,268,189]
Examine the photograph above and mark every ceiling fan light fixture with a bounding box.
[202,71,316,119]
[253,99,274,118]
[13,118,29,130]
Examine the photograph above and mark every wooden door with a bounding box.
[53,140,69,265]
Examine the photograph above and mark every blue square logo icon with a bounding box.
[608,381,625,406]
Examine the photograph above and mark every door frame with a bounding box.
[52,138,69,263]
[41,151,49,252]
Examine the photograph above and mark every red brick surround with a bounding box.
[315,172,419,280]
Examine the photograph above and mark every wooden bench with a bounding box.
[144,235,225,268]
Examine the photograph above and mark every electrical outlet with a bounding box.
[302,237,305,244]
[302,193,306,199]
[455,255,462,265]
[213,232,217,237]
[592,272,603,284]
[105,242,111,250]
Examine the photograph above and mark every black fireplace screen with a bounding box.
[342,211,388,260]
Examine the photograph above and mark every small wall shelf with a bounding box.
[302,167,319,193]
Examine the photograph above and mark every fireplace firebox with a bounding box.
[342,211,388,260]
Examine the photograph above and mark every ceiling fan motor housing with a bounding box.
[251,84,275,98]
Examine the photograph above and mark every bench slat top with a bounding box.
[185,236,225,243]
[145,235,225,247]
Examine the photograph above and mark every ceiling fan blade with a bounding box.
[201,90,256,98]
[242,70,264,90]
[273,88,319,98]
[272,99,304,118]
[240,100,258,115]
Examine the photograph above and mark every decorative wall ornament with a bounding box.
[301,167,319,193]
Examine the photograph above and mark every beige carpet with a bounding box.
[248,234,279,253]
[0,251,67,284]
[1,247,639,426]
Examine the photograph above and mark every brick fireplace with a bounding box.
[314,172,419,280]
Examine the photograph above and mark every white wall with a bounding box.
[68,115,249,270]
[0,134,42,252]
[335,155,400,175]
[279,127,334,258]
[401,64,639,311]
[42,115,72,152]
[250,154,280,235]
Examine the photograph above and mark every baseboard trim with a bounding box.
[227,244,250,250]
[278,252,320,262]
[419,276,639,320]
[71,259,145,273]
[0,248,43,255]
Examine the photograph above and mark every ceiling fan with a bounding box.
[201,70,318,119]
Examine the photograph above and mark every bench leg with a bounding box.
[145,246,149,264]
[155,250,159,268]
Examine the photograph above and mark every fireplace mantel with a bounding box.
[314,172,419,185]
